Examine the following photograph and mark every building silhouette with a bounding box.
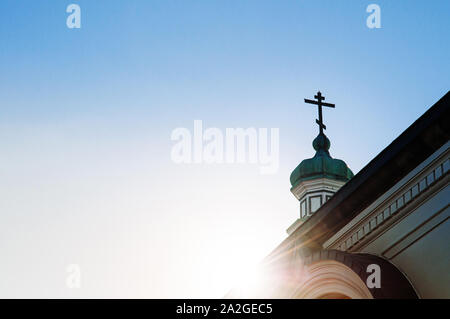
[228,91,449,299]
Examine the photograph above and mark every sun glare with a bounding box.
[211,245,267,298]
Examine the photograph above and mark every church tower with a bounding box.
[287,91,353,235]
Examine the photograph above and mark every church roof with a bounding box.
[271,91,449,255]
[290,133,354,188]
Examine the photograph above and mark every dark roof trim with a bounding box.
[279,91,450,251]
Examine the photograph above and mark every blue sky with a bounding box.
[0,0,449,297]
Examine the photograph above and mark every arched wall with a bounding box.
[287,250,418,299]
[291,260,373,299]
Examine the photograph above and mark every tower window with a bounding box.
[309,195,322,214]
[300,199,307,218]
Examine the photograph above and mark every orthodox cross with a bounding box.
[304,91,335,134]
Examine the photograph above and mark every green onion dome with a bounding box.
[290,133,354,188]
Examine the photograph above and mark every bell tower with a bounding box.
[287,91,354,235]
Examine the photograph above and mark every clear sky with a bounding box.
[0,0,449,297]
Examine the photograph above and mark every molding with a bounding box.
[350,176,449,255]
[382,206,449,259]
[323,145,449,252]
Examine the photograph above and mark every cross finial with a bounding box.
[304,91,335,134]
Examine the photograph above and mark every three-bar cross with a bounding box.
[304,91,335,134]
